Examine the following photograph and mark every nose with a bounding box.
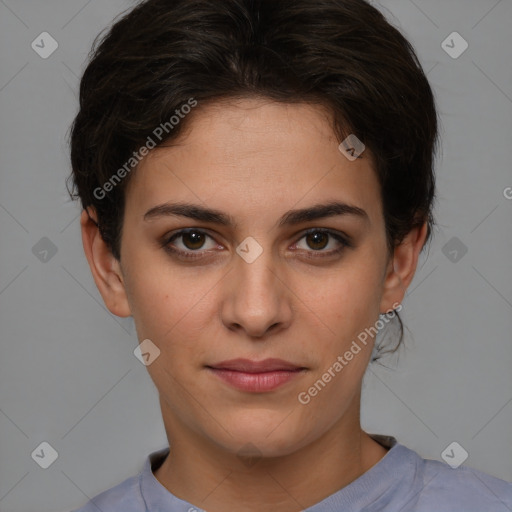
[221,245,293,339]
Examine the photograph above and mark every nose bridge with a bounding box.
[235,239,279,307]
[223,238,291,336]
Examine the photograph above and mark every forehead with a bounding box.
[125,98,381,222]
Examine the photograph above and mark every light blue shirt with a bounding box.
[72,435,512,511]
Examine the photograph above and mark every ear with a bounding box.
[379,221,428,314]
[80,208,132,317]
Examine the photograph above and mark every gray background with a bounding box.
[0,0,511,511]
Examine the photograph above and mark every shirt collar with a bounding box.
[139,435,419,511]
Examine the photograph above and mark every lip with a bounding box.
[208,358,304,373]
[206,358,307,392]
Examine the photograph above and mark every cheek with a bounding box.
[309,260,384,339]
[123,246,211,332]
[126,270,220,377]
[127,275,211,383]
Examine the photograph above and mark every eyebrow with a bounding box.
[143,200,369,227]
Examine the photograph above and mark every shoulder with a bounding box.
[69,447,170,512]
[405,446,512,511]
[70,473,145,512]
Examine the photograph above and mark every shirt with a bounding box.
[71,434,512,511]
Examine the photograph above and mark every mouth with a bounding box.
[205,358,307,392]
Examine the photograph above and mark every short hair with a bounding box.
[68,0,439,358]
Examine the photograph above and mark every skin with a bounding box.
[81,98,427,511]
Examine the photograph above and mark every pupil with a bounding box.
[184,231,204,250]
[308,232,328,250]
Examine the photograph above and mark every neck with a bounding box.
[153,397,389,511]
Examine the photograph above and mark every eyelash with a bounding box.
[161,228,352,260]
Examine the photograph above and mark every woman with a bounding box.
[69,0,512,510]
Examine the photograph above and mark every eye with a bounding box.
[162,228,220,259]
[292,229,351,257]
[161,227,352,261]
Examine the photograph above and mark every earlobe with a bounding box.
[80,208,132,318]
[379,222,428,314]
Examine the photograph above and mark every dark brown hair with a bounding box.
[68,0,439,358]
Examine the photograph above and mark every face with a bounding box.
[84,98,423,459]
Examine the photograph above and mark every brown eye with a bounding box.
[163,229,219,258]
[181,230,206,250]
[293,229,351,258]
[305,231,329,250]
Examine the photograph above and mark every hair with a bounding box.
[67,0,439,359]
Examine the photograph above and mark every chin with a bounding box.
[209,415,314,459]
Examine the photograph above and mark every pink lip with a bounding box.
[206,358,307,392]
